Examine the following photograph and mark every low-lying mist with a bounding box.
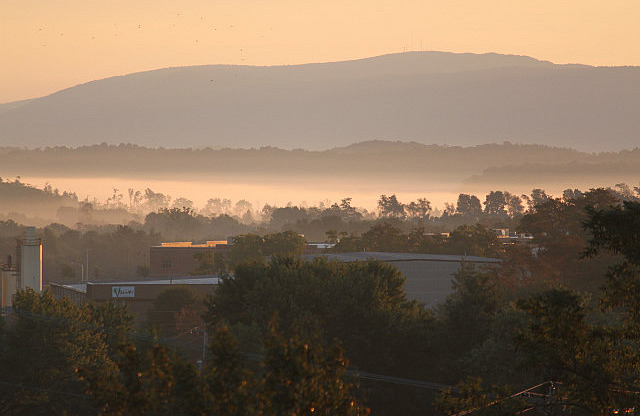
[1,141,638,227]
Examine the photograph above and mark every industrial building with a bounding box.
[149,241,229,277]
[304,252,500,307]
[1,226,43,309]
[50,275,219,324]
[149,240,331,278]
[52,251,498,320]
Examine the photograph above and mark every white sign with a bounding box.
[112,286,135,298]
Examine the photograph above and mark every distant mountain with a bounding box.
[1,51,638,152]
[1,140,637,186]
[0,140,589,181]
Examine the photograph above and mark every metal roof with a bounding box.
[302,252,500,263]
[54,275,220,293]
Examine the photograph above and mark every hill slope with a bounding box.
[0,51,638,152]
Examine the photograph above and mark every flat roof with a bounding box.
[53,275,221,293]
[302,252,500,263]
[154,241,228,248]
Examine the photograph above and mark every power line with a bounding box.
[346,369,455,391]
[451,381,554,416]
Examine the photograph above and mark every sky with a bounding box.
[1,0,639,104]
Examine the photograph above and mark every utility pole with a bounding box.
[202,327,208,363]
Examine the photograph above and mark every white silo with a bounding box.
[19,227,42,291]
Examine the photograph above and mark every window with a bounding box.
[161,259,171,269]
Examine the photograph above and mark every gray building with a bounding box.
[304,252,500,307]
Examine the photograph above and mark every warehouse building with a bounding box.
[50,275,219,323]
[303,252,500,307]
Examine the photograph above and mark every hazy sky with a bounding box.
[2,0,639,103]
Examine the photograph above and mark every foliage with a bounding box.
[83,317,367,416]
[514,188,620,291]
[1,289,367,415]
[82,340,208,416]
[436,377,528,416]
[205,257,424,348]
[144,207,203,240]
[445,224,501,257]
[0,289,119,414]
[377,194,406,218]
[434,195,640,415]
[456,194,483,218]
[197,231,307,272]
[514,289,640,414]
[204,256,434,414]
[405,198,432,220]
[143,208,251,242]
[584,200,640,265]
[261,322,367,416]
[436,264,504,364]
[333,222,501,257]
[39,224,162,283]
[361,221,406,251]
[483,191,507,216]
[6,185,640,415]
[585,201,640,331]
[205,324,257,415]
[146,286,203,337]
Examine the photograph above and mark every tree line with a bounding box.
[1,197,640,414]
[1,186,637,285]
[3,174,639,237]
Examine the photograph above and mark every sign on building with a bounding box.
[112,286,135,298]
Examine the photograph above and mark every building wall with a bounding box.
[50,283,87,305]
[389,260,492,307]
[1,268,18,309]
[52,281,217,325]
[86,282,217,324]
[149,247,215,277]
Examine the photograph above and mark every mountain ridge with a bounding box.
[0,140,627,180]
[1,51,638,152]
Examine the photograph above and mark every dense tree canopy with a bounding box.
[0,289,367,415]
[204,256,435,414]
[438,192,640,415]
[0,289,123,414]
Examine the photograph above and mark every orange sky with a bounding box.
[2,0,639,103]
